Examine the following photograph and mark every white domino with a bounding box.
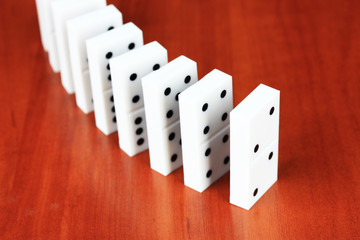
[86,22,144,135]
[41,0,61,72]
[67,5,123,114]
[179,69,233,192]
[142,56,198,176]
[230,84,280,210]
[35,0,48,51]
[52,0,106,94]
[110,41,168,157]
[37,0,105,72]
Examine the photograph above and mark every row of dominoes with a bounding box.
[35,0,280,210]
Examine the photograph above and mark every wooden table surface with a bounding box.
[1,0,360,239]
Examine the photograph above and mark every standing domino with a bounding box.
[42,0,106,72]
[142,56,198,176]
[110,41,168,157]
[42,0,61,72]
[179,69,233,192]
[52,0,106,94]
[35,0,48,51]
[86,22,144,135]
[230,84,280,210]
[67,5,123,114]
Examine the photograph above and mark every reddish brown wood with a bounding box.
[1,0,360,239]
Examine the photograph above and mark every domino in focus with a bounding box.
[67,5,123,114]
[230,84,280,210]
[110,41,168,157]
[142,56,198,176]
[179,69,233,192]
[86,22,144,135]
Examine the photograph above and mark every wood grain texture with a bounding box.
[1,0,360,239]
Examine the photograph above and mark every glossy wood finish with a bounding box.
[1,0,360,239]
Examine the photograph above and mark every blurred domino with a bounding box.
[230,84,280,210]
[179,69,233,192]
[52,0,106,94]
[36,0,111,73]
[110,41,168,157]
[41,0,61,72]
[142,56,198,176]
[67,5,123,114]
[35,0,48,51]
[86,22,144,135]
